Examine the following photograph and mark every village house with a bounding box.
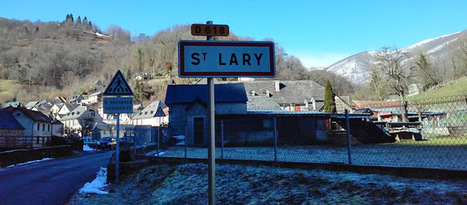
[69,94,84,104]
[1,106,58,148]
[9,106,54,137]
[59,105,102,137]
[97,106,133,125]
[81,92,102,105]
[0,107,25,149]
[58,103,80,116]
[165,83,248,146]
[204,79,326,111]
[131,101,169,126]
[34,97,66,114]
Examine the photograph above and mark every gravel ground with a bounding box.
[70,163,466,204]
[157,143,467,170]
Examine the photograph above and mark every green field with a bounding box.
[410,77,467,101]
[0,80,20,103]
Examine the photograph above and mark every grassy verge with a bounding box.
[409,77,467,101]
[394,136,467,146]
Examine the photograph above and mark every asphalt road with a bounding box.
[0,150,114,205]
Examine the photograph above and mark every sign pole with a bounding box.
[206,20,216,205]
[116,112,120,183]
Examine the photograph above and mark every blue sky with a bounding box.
[1,0,466,68]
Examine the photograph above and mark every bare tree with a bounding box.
[369,68,389,100]
[374,46,413,122]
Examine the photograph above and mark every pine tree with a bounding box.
[136,48,143,71]
[83,16,88,25]
[133,79,146,102]
[324,79,336,113]
[76,16,81,25]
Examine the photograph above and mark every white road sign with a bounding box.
[178,41,275,77]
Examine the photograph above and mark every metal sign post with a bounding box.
[206,20,216,205]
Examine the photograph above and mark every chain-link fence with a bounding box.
[154,96,466,171]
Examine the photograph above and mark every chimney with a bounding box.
[275,80,280,92]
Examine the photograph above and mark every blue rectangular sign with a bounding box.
[103,97,133,114]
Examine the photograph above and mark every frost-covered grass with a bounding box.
[69,163,467,204]
[160,141,467,170]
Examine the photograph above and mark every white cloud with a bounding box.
[288,50,350,69]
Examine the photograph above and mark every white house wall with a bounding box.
[11,110,52,137]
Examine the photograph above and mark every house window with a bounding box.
[37,123,40,131]
[48,124,50,131]
[43,124,45,131]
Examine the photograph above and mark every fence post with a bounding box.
[157,127,160,157]
[221,120,224,159]
[184,134,187,159]
[274,117,277,162]
[345,109,352,165]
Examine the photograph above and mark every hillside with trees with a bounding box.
[1,15,354,105]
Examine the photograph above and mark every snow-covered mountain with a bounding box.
[325,30,467,85]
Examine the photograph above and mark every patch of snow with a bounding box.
[173,135,185,140]
[83,144,94,151]
[79,167,109,195]
[95,32,108,37]
[404,31,461,51]
[7,158,53,168]
[176,141,185,146]
[427,38,458,54]
[145,150,166,156]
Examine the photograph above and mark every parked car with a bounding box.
[121,136,135,143]
[97,137,116,149]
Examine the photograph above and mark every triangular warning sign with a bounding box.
[103,70,134,96]
[155,106,166,117]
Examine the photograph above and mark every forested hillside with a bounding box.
[0,15,355,104]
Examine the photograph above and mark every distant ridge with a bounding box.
[325,30,467,85]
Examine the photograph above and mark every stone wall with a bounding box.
[0,145,73,167]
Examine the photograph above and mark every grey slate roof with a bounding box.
[224,80,325,105]
[11,107,52,123]
[132,101,168,119]
[246,96,281,110]
[59,106,89,121]
[165,84,248,105]
[25,101,39,109]
[62,103,80,113]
